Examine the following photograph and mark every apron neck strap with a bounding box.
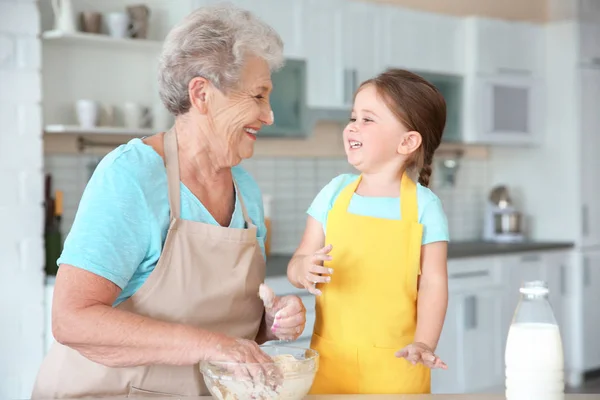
[400,171,419,223]
[164,128,181,220]
[233,178,253,227]
[337,172,419,223]
[163,128,253,226]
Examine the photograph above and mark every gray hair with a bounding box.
[157,3,285,115]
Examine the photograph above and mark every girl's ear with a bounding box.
[397,131,422,155]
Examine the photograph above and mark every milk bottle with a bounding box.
[505,280,564,400]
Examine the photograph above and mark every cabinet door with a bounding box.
[304,0,344,109]
[342,1,383,106]
[465,18,541,76]
[579,0,600,65]
[461,290,505,392]
[580,68,600,247]
[582,251,600,370]
[431,294,462,393]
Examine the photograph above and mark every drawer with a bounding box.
[447,257,502,292]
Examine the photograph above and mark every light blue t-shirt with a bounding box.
[307,174,449,245]
[57,138,267,306]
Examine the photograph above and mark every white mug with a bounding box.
[124,102,152,129]
[75,100,99,128]
[105,12,130,38]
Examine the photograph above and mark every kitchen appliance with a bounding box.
[483,185,525,243]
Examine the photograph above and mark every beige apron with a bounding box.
[32,129,266,398]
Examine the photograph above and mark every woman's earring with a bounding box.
[270,110,275,124]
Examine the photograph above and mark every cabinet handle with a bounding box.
[520,254,541,262]
[496,67,533,76]
[343,68,357,105]
[449,270,489,280]
[560,264,566,295]
[584,257,591,287]
[464,296,477,330]
[582,205,589,236]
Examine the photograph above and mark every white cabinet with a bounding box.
[432,258,505,394]
[580,68,600,247]
[341,1,384,106]
[581,250,600,370]
[382,7,463,75]
[303,0,345,109]
[579,0,600,65]
[464,17,543,77]
[461,17,544,146]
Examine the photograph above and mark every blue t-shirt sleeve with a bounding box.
[57,159,151,289]
[420,197,450,245]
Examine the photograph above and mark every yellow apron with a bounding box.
[309,172,429,394]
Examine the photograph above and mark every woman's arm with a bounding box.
[52,265,262,367]
[413,241,449,351]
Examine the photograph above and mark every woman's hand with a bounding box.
[206,335,282,391]
[395,342,447,369]
[259,284,306,341]
[291,244,333,296]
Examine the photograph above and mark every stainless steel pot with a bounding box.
[494,212,523,234]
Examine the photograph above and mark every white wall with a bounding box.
[0,0,46,398]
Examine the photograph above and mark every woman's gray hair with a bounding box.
[158,3,284,115]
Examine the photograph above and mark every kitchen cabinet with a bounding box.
[341,1,384,107]
[460,17,544,146]
[432,258,505,394]
[464,17,543,77]
[581,250,600,370]
[382,7,463,75]
[303,0,345,110]
[579,0,600,66]
[580,68,600,248]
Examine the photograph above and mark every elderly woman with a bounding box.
[32,4,306,399]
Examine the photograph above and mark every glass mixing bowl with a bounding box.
[200,345,319,400]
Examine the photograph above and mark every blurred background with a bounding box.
[1,0,599,398]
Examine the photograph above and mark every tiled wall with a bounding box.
[0,0,46,398]
[45,153,490,254]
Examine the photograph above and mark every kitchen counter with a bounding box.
[266,240,574,277]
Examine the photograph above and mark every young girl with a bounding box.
[287,69,449,394]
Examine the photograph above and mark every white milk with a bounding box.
[505,322,564,400]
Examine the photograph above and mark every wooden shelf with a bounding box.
[44,125,154,136]
[42,31,163,51]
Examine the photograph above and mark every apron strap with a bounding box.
[400,171,419,223]
[233,178,253,227]
[164,128,181,220]
[335,172,419,223]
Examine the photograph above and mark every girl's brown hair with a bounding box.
[357,68,446,187]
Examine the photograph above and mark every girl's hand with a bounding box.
[395,342,447,370]
[294,244,333,296]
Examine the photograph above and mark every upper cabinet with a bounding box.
[464,17,543,77]
[578,0,600,66]
[342,1,384,107]
[460,17,544,146]
[303,0,345,110]
[382,7,463,75]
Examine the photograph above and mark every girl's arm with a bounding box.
[287,216,331,295]
[414,241,449,351]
